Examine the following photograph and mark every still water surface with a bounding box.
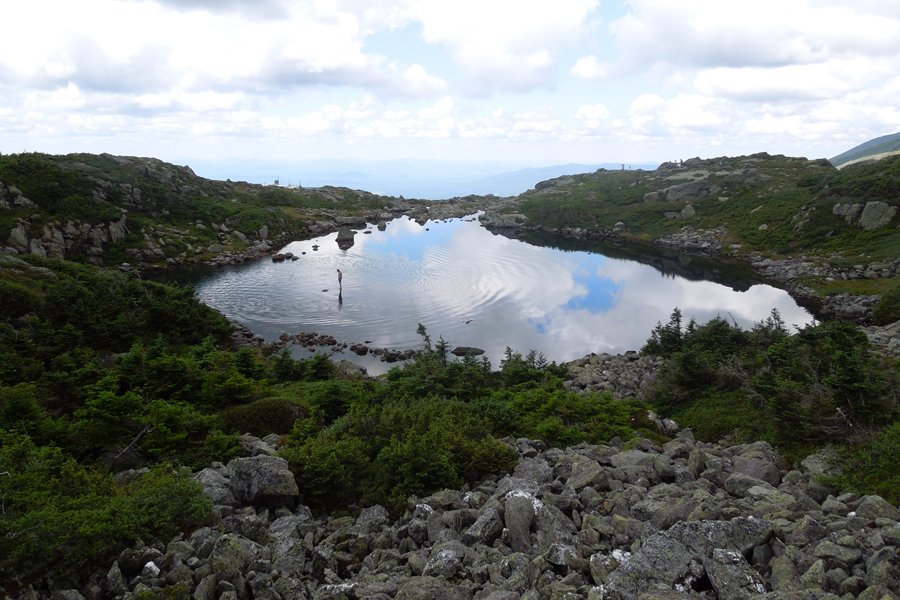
[160,215,814,375]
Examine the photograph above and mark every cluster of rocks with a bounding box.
[564,352,664,401]
[199,238,295,269]
[654,227,728,255]
[639,155,781,206]
[642,180,723,205]
[742,255,900,323]
[272,252,300,263]
[5,212,129,264]
[818,295,883,323]
[232,323,268,349]
[0,181,37,210]
[134,222,283,267]
[40,431,900,600]
[861,320,900,358]
[0,251,60,280]
[480,214,531,229]
[749,257,900,287]
[278,332,417,363]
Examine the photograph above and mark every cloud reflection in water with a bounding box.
[180,215,813,374]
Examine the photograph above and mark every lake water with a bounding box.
[159,215,814,375]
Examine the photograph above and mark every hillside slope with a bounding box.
[831,132,900,167]
[479,153,900,302]
[0,152,450,269]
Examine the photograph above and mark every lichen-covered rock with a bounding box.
[210,533,265,582]
[855,495,900,521]
[227,455,299,508]
[462,507,503,546]
[395,576,474,600]
[601,517,776,600]
[858,201,898,230]
[705,548,768,600]
[665,180,723,202]
[567,455,608,491]
[194,463,239,507]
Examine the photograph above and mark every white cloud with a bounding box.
[664,94,722,128]
[570,55,610,79]
[694,59,893,101]
[628,94,665,131]
[0,0,448,102]
[411,0,598,94]
[418,97,454,119]
[2,0,900,163]
[382,109,410,120]
[608,0,900,74]
[509,108,565,139]
[576,104,610,121]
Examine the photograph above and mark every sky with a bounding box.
[2,0,900,168]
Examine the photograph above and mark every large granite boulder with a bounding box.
[336,226,356,249]
[858,201,897,230]
[665,180,723,202]
[833,201,897,230]
[602,517,776,600]
[226,455,299,509]
[194,462,239,507]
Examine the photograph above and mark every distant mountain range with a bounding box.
[184,158,659,200]
[830,131,900,167]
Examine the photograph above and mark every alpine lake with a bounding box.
[157,215,814,375]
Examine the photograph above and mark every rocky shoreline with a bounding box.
[32,429,900,600]
[476,216,900,357]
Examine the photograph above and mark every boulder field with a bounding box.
[39,431,900,600]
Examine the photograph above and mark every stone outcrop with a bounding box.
[46,432,900,600]
[225,455,300,509]
[644,181,722,204]
[664,180,723,203]
[0,181,38,210]
[833,202,897,231]
[5,213,129,264]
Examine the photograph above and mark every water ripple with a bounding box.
[158,215,813,375]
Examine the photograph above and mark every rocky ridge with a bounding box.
[33,431,900,600]
[1,154,493,273]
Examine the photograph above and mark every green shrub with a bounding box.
[648,310,895,448]
[504,388,644,446]
[272,349,335,382]
[0,280,40,319]
[219,397,307,437]
[674,390,775,444]
[829,421,900,504]
[0,433,213,586]
[282,398,517,511]
[49,194,121,222]
[873,286,900,325]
